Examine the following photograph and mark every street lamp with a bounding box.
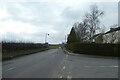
[45,33,49,43]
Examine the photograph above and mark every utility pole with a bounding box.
[45,33,49,43]
[65,35,67,44]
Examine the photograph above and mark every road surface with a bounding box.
[2,48,118,78]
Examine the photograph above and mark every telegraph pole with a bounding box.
[45,33,49,43]
[65,35,66,44]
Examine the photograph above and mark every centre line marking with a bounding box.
[100,66,118,68]
[60,76,62,78]
[6,67,16,72]
[66,55,68,58]
[84,66,118,68]
[63,66,66,70]
[67,75,72,79]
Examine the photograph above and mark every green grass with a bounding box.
[3,48,49,60]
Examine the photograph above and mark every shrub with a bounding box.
[2,42,49,53]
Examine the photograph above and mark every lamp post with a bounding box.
[45,33,49,43]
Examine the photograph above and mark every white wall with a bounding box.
[103,30,120,43]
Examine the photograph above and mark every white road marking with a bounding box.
[84,66,91,68]
[62,66,66,70]
[66,55,68,57]
[67,75,72,79]
[100,66,118,68]
[66,55,68,59]
[6,67,16,72]
[84,66,118,68]
[60,76,62,78]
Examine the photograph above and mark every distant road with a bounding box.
[3,48,118,78]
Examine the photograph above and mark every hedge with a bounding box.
[2,42,49,60]
[2,42,48,53]
[65,43,119,57]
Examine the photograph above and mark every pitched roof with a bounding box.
[104,27,120,35]
[91,26,120,40]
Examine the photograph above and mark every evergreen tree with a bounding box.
[67,27,78,43]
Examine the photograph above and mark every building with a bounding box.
[92,27,120,44]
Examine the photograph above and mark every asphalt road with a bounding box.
[2,48,118,78]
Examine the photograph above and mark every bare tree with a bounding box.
[67,4,104,43]
[85,4,104,42]
[73,20,89,43]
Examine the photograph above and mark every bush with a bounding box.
[65,43,119,57]
[2,42,48,53]
[2,42,49,60]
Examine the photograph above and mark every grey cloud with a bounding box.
[2,31,46,43]
[118,2,120,26]
[1,1,118,44]
[6,2,62,27]
[61,7,83,21]
[2,32,24,42]
[97,2,118,30]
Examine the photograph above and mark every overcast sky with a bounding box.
[0,0,119,44]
